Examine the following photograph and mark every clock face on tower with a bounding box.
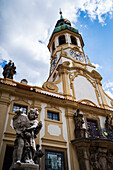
[70,49,84,62]
[50,56,57,72]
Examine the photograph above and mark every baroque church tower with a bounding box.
[1,10,113,170]
[43,10,112,110]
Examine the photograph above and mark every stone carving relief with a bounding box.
[90,148,113,170]
[42,82,58,92]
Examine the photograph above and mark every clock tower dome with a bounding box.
[43,11,109,109]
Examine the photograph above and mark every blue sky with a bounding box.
[0,0,113,98]
[75,10,113,98]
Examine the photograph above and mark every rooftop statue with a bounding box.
[10,108,43,170]
[3,60,16,79]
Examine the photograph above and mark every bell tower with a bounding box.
[43,11,110,110]
[48,10,85,78]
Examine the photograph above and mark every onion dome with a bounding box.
[55,10,71,27]
[48,10,80,46]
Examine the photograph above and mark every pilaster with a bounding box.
[0,92,10,146]
[65,108,79,170]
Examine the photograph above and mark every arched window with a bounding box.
[71,36,77,45]
[52,42,55,52]
[59,35,66,45]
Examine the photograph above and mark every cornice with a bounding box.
[0,78,113,113]
[71,138,113,148]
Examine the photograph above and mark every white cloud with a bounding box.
[103,81,113,99]
[92,63,102,70]
[80,0,113,24]
[0,0,113,86]
[105,89,113,99]
[0,46,10,61]
[103,81,113,89]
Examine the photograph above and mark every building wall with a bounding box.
[0,83,76,170]
[73,75,98,105]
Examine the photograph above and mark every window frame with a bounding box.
[70,36,77,45]
[45,150,65,170]
[12,103,28,114]
[45,107,62,123]
[47,111,59,121]
[84,114,101,138]
[87,118,99,138]
[10,100,30,115]
[59,35,66,46]
[41,146,68,170]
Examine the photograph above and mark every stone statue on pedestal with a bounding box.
[10,108,43,170]
[3,60,16,79]
[104,114,113,139]
[105,114,113,131]
[73,109,86,138]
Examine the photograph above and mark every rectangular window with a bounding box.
[87,119,99,138]
[13,104,27,114]
[47,111,59,121]
[45,150,65,170]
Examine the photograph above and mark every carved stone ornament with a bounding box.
[72,46,82,53]
[90,148,113,170]
[105,114,113,131]
[91,70,102,81]
[10,108,43,169]
[62,61,70,67]
[3,60,16,79]
[60,47,67,56]
[42,82,58,92]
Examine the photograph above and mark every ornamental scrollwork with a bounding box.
[42,82,58,92]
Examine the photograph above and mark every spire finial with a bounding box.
[59,8,63,19]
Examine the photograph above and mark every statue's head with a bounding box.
[8,60,12,65]
[15,108,23,115]
[28,108,39,120]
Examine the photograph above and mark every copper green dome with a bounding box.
[49,11,79,43]
[55,10,71,27]
[55,17,71,27]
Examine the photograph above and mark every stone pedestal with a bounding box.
[75,128,86,138]
[10,163,39,170]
